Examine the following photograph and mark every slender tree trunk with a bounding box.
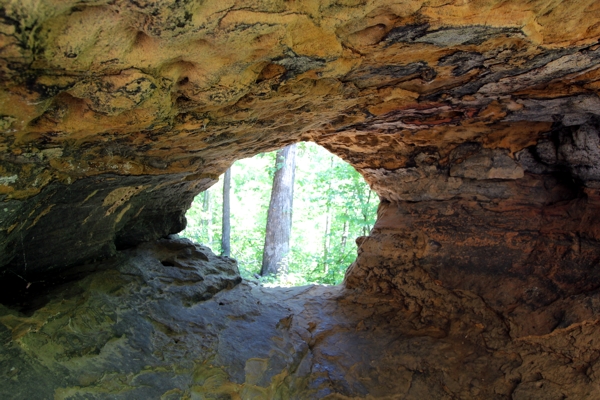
[323,211,331,274]
[261,144,297,277]
[341,218,349,250]
[203,190,213,246]
[322,156,334,274]
[362,190,372,236]
[221,167,231,257]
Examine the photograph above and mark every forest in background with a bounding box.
[182,142,378,286]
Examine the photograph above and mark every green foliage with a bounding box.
[181,142,378,286]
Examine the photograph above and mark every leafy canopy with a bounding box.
[182,142,378,286]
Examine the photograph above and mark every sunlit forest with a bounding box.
[182,142,378,286]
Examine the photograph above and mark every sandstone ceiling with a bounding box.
[2,1,600,398]
[1,0,600,274]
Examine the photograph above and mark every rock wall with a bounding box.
[346,125,600,338]
[1,0,600,398]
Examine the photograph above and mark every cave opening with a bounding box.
[181,141,378,286]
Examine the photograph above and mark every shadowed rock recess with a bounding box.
[1,1,600,398]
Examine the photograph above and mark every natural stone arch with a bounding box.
[1,1,600,397]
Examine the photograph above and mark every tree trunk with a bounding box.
[341,218,349,250]
[323,211,331,274]
[261,144,297,276]
[362,190,373,236]
[203,190,213,246]
[322,156,334,274]
[221,167,231,257]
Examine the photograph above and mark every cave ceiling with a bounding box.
[0,0,599,276]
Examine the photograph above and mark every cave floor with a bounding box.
[0,237,597,399]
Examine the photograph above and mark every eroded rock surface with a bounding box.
[1,0,600,274]
[1,0,600,398]
[2,237,599,399]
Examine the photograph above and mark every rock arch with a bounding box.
[1,1,600,397]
